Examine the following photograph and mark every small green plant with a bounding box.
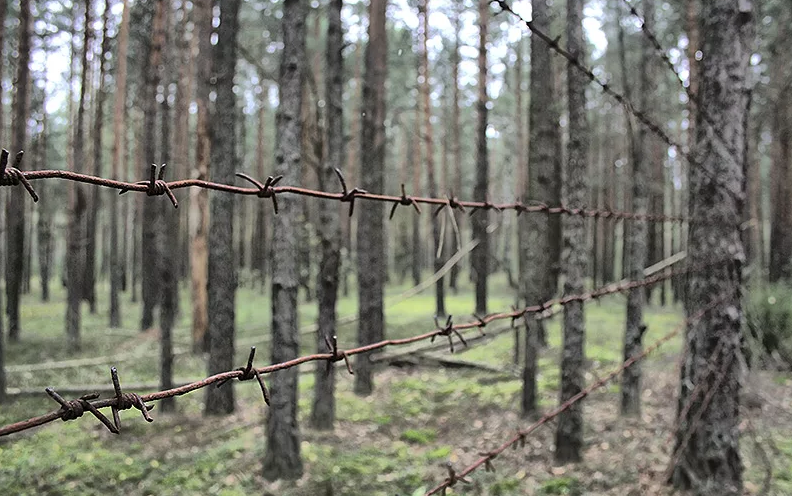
[540,476,582,495]
[400,428,437,445]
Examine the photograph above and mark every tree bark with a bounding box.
[109,0,129,327]
[520,0,558,417]
[449,2,462,292]
[190,0,212,352]
[204,0,241,416]
[670,1,751,492]
[354,0,387,397]
[418,0,445,317]
[262,0,307,481]
[0,2,7,397]
[621,0,654,417]
[66,0,92,352]
[471,0,489,315]
[6,0,32,342]
[85,0,111,315]
[311,0,344,431]
[140,0,167,331]
[555,0,589,464]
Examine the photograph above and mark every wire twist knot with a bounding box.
[0,150,38,201]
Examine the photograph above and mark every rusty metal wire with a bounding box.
[618,0,741,160]
[425,293,729,495]
[493,0,744,191]
[0,257,723,438]
[0,152,701,225]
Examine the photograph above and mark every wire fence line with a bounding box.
[493,0,745,197]
[425,292,730,495]
[1,150,706,225]
[0,257,725,438]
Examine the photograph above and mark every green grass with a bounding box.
[0,273,785,495]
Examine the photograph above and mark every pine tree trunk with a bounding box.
[471,0,489,315]
[66,0,92,352]
[520,0,558,416]
[418,0,445,317]
[0,3,7,398]
[253,89,269,287]
[311,0,344,431]
[37,101,52,303]
[109,0,129,327]
[621,0,654,417]
[449,3,462,292]
[140,0,166,331]
[190,0,212,352]
[204,0,240,416]
[354,0,387,397]
[262,0,307,481]
[670,1,750,492]
[6,0,32,342]
[85,0,110,315]
[555,0,588,464]
[411,122,421,287]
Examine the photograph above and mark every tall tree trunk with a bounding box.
[37,94,52,303]
[520,0,558,417]
[670,1,750,492]
[85,0,110,315]
[354,0,387,397]
[311,0,343,431]
[190,0,212,351]
[140,0,167,331]
[204,0,240,416]
[6,0,32,342]
[471,0,489,315]
[65,0,92,352]
[158,0,175,413]
[109,0,130,327]
[262,0,307,481]
[768,15,791,282]
[449,2,462,292]
[253,87,269,287]
[555,0,588,464]
[621,0,654,417]
[411,118,422,287]
[418,0,445,317]
[0,0,7,398]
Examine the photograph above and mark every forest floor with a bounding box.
[0,275,790,495]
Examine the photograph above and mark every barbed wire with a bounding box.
[618,0,741,160]
[425,292,729,495]
[1,150,702,225]
[0,256,726,438]
[493,0,744,198]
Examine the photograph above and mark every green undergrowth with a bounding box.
[0,275,786,494]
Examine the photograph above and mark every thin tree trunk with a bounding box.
[471,0,489,315]
[621,0,654,417]
[253,87,269,287]
[140,0,167,331]
[205,0,240,416]
[109,0,129,327]
[411,119,421,287]
[0,0,7,398]
[190,0,212,352]
[449,2,462,292]
[6,0,32,342]
[418,0,445,317]
[354,0,387,397]
[670,1,750,492]
[311,0,343,431]
[85,0,110,315]
[555,0,588,463]
[66,0,92,352]
[262,0,307,481]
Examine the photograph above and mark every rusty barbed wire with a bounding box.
[0,151,708,225]
[425,292,729,495]
[493,0,744,196]
[0,256,726,438]
[618,0,741,160]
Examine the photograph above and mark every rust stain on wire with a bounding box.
[0,258,727,438]
[425,292,731,495]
